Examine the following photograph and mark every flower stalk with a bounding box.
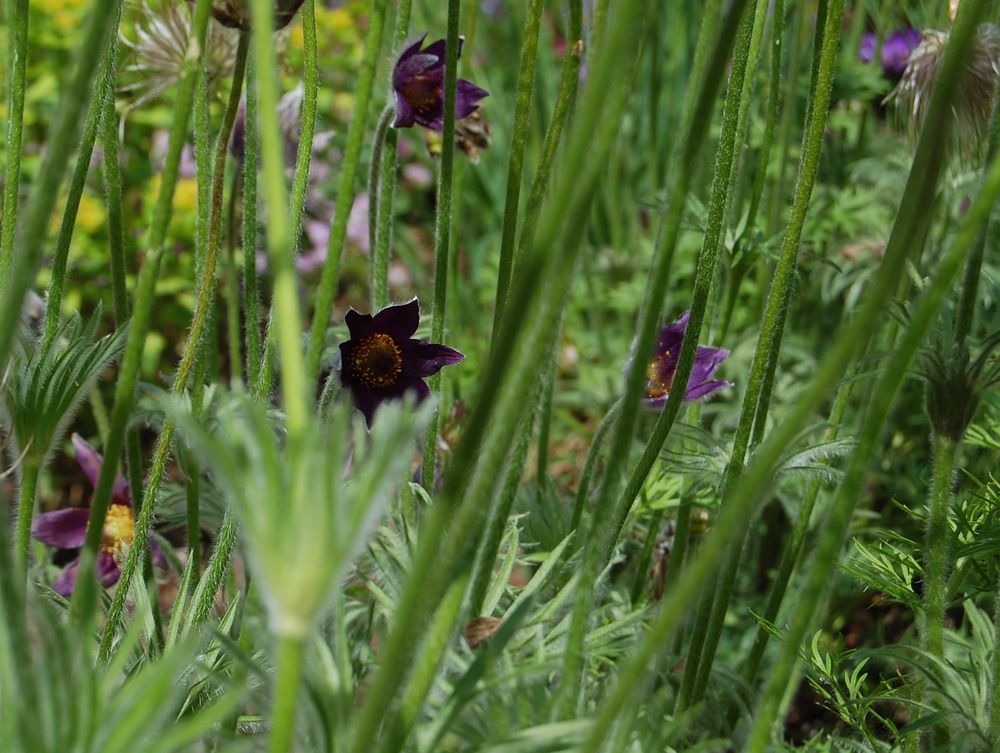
[922,434,957,658]
[304,0,388,383]
[0,0,29,288]
[267,635,306,753]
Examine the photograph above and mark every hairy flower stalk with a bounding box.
[554,0,751,719]
[680,0,846,707]
[91,24,251,649]
[303,0,388,384]
[345,0,646,748]
[0,0,28,288]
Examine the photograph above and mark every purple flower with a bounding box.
[392,34,489,131]
[32,434,164,597]
[860,28,922,77]
[642,312,731,409]
[339,299,464,426]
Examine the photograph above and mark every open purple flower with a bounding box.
[392,34,489,131]
[32,434,164,597]
[339,299,464,426]
[860,28,922,77]
[642,312,731,409]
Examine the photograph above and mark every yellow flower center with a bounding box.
[102,504,135,556]
[645,352,674,399]
[350,333,403,389]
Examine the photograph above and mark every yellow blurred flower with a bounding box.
[172,178,199,214]
[34,0,87,32]
[318,7,353,34]
[76,194,107,236]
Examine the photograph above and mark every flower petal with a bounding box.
[72,433,131,507]
[32,507,90,549]
[690,346,730,385]
[345,308,375,340]
[402,341,465,378]
[455,79,490,120]
[394,92,418,128]
[372,299,420,340]
[98,552,122,588]
[684,379,733,401]
[51,558,81,597]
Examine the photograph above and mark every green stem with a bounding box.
[923,434,957,658]
[490,0,545,342]
[345,0,645,748]
[96,29,250,654]
[225,169,244,385]
[555,0,751,718]
[288,0,318,255]
[0,0,28,288]
[14,460,40,581]
[684,0,844,706]
[251,0,309,437]
[268,635,306,753]
[743,378,852,682]
[368,105,395,310]
[69,0,215,629]
[991,574,1000,739]
[304,0,388,382]
[243,44,262,388]
[629,505,664,604]
[569,398,621,534]
[421,0,463,485]
[187,509,239,630]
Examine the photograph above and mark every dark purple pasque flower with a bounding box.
[32,434,164,597]
[642,312,731,409]
[339,299,464,426]
[392,34,489,131]
[860,28,922,77]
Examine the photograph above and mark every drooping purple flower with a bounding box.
[860,28,922,77]
[339,299,464,426]
[32,434,165,597]
[391,34,489,131]
[642,312,731,409]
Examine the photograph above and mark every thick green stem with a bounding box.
[684,0,844,706]
[922,435,957,658]
[96,29,250,654]
[490,0,545,342]
[14,460,40,580]
[368,105,395,309]
[187,509,239,630]
[554,0,751,718]
[288,0,318,254]
[70,0,215,629]
[268,635,306,753]
[421,0,463,485]
[304,0,388,381]
[0,0,28,288]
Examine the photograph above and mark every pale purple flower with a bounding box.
[643,312,731,409]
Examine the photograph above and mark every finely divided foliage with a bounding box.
[2,1,1000,752]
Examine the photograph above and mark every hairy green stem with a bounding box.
[288,0,318,254]
[13,460,39,580]
[268,635,306,753]
[922,434,957,658]
[95,29,250,654]
[345,1,644,748]
[0,0,28,287]
[243,44,262,387]
[368,105,395,309]
[555,0,751,718]
[569,398,621,534]
[304,0,388,381]
[69,0,215,629]
[490,0,545,341]
[684,0,844,706]
[421,0,463,485]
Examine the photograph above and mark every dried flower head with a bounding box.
[464,616,504,649]
[891,24,1000,158]
[121,0,239,112]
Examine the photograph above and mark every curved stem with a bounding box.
[569,398,621,534]
[368,105,395,310]
[490,0,545,342]
[554,0,751,718]
[97,29,250,655]
[684,0,844,706]
[421,0,464,485]
[922,434,957,658]
[0,0,28,288]
[70,0,215,629]
[268,635,306,753]
[304,0,388,381]
[187,509,239,630]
